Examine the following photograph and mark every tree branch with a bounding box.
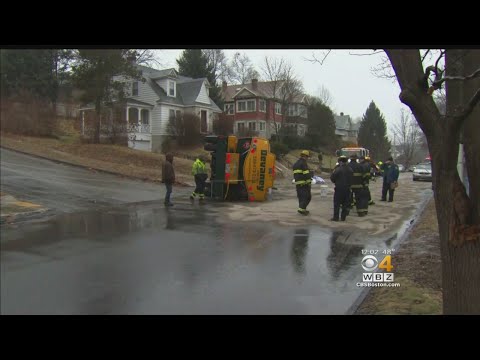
[421,49,431,63]
[433,67,480,88]
[454,88,480,126]
[435,50,445,73]
[349,50,384,56]
[304,50,331,65]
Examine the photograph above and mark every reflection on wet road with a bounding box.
[1,200,412,314]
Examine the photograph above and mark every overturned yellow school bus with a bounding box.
[204,135,276,201]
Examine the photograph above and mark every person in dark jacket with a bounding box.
[317,152,323,172]
[293,150,313,215]
[162,153,175,206]
[330,156,353,221]
[381,156,399,202]
[349,154,369,216]
[361,156,375,205]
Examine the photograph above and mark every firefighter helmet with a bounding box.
[300,150,310,157]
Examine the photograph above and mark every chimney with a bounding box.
[340,112,344,116]
[252,78,258,91]
[222,80,227,92]
[127,53,137,65]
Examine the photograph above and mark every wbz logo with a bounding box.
[362,272,395,282]
[361,254,394,282]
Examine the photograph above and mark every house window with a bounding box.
[237,100,256,112]
[259,122,265,131]
[168,80,176,97]
[169,109,175,120]
[275,102,282,115]
[259,100,266,112]
[141,109,149,125]
[288,104,299,116]
[224,103,234,115]
[128,107,139,126]
[237,122,245,132]
[248,122,256,131]
[132,82,139,96]
[176,110,182,120]
[298,105,306,117]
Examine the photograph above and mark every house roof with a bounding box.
[222,80,306,103]
[351,121,360,131]
[126,98,154,107]
[177,79,204,105]
[130,65,221,110]
[137,65,177,79]
[334,114,352,130]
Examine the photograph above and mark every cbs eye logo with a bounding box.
[361,255,393,272]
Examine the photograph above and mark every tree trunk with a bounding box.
[94,99,101,144]
[440,49,480,314]
[386,50,480,314]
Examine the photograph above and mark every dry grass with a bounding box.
[0,132,202,185]
[356,199,443,315]
[357,276,442,315]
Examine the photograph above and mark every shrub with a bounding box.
[270,142,289,158]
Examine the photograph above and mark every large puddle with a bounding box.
[1,193,430,315]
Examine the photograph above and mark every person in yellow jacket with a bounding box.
[293,150,314,215]
[190,155,208,201]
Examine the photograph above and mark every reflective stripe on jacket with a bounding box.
[349,160,365,189]
[192,159,207,176]
[293,158,312,186]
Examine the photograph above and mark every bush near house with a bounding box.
[80,104,128,146]
[167,113,202,146]
[0,92,55,137]
[212,113,234,136]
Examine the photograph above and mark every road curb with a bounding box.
[0,145,192,187]
[0,208,53,225]
[345,190,434,315]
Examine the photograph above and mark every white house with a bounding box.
[334,112,359,144]
[79,65,222,152]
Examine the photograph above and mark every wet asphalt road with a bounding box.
[0,148,188,213]
[1,201,382,314]
[1,149,426,314]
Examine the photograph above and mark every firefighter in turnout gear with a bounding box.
[348,154,369,216]
[190,155,208,202]
[361,156,375,205]
[293,150,314,215]
[330,155,353,221]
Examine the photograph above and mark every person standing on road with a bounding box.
[361,156,375,205]
[293,150,313,216]
[317,152,323,173]
[330,155,353,221]
[349,154,369,216]
[381,156,399,202]
[162,153,175,207]
[190,154,208,202]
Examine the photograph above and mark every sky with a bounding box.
[154,49,410,140]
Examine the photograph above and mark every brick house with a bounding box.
[221,79,308,139]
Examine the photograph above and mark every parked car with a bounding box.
[397,164,405,172]
[413,163,432,181]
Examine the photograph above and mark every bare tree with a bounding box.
[317,85,334,107]
[261,57,304,141]
[386,49,480,315]
[134,49,163,68]
[391,109,421,169]
[279,65,305,126]
[229,52,260,84]
[203,49,230,83]
[434,88,447,115]
[307,48,480,314]
[264,58,304,137]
